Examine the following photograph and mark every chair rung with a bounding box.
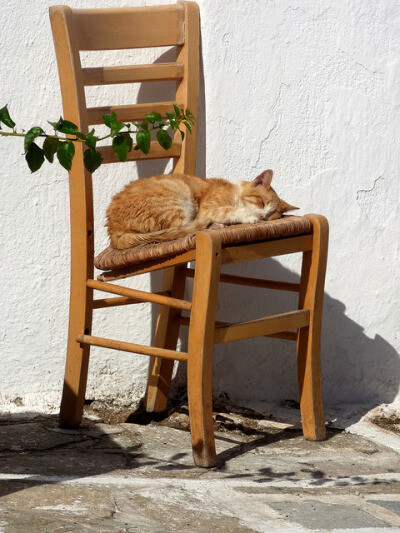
[87,102,185,125]
[214,309,310,344]
[175,316,297,341]
[87,279,191,310]
[184,268,300,292]
[98,141,181,163]
[82,63,184,86]
[93,290,171,309]
[77,334,188,361]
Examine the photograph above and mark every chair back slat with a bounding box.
[98,141,182,164]
[73,5,185,51]
[82,63,184,86]
[87,101,185,126]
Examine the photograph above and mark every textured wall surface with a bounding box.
[0,0,399,414]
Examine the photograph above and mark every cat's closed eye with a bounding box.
[242,195,264,209]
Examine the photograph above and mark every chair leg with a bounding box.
[145,265,187,413]
[187,232,221,467]
[297,214,329,441]
[59,285,93,427]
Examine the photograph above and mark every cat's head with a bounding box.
[240,169,298,221]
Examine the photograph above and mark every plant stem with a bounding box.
[0,130,26,138]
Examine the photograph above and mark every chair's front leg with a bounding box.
[145,265,187,413]
[187,231,221,467]
[59,278,93,427]
[297,214,329,441]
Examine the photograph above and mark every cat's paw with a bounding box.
[209,222,226,229]
[241,213,260,224]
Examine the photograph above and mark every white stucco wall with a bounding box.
[0,0,399,415]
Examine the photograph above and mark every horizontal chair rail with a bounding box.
[184,268,300,292]
[82,63,185,86]
[87,279,191,310]
[77,334,188,361]
[93,290,171,309]
[214,309,310,344]
[98,141,181,163]
[175,316,298,341]
[87,102,185,125]
[221,235,313,265]
[97,250,197,282]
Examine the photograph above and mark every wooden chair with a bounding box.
[50,1,328,467]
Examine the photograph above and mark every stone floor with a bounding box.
[0,403,399,532]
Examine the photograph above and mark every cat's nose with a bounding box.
[260,214,269,221]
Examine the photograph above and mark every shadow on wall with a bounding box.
[170,258,399,414]
[132,48,399,418]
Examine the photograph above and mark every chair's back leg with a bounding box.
[145,265,187,413]
[297,214,329,441]
[187,232,221,467]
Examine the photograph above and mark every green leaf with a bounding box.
[83,148,103,173]
[184,109,195,124]
[103,111,124,136]
[112,133,131,162]
[179,129,185,141]
[173,105,182,118]
[57,119,78,135]
[24,127,45,152]
[156,129,172,150]
[144,112,162,124]
[25,142,45,173]
[102,112,113,128]
[124,132,133,152]
[166,112,179,130]
[49,117,63,130]
[49,117,78,135]
[84,131,98,149]
[136,130,151,154]
[43,136,60,163]
[57,141,75,171]
[0,105,16,128]
[183,120,192,134]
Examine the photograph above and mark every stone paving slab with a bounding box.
[0,409,399,532]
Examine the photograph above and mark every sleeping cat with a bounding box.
[106,169,298,249]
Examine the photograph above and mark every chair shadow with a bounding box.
[169,257,400,423]
[132,44,399,431]
[0,404,324,499]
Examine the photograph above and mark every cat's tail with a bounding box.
[111,218,211,250]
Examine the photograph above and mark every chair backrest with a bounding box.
[50,2,199,172]
[50,1,199,268]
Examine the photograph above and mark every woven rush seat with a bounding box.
[94,215,313,272]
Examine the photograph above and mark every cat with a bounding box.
[106,169,298,249]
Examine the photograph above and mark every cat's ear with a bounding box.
[280,199,299,212]
[254,169,273,188]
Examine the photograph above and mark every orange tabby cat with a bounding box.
[106,169,298,249]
